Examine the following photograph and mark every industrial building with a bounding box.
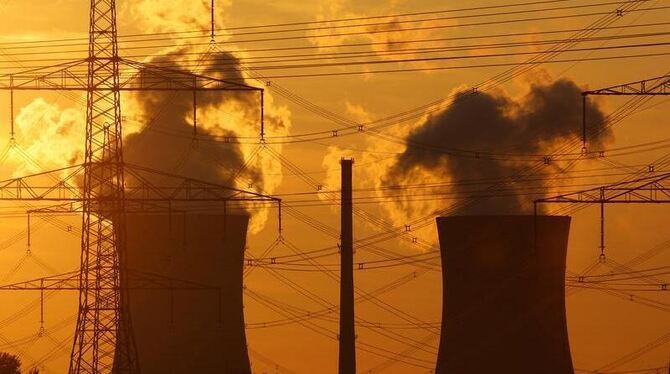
[435,215,574,374]
[121,213,251,374]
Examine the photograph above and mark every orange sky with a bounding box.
[0,1,669,373]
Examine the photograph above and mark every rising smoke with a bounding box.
[123,48,262,188]
[120,0,291,232]
[123,45,290,233]
[7,2,290,234]
[384,78,609,215]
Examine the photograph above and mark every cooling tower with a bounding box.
[121,213,251,374]
[435,215,573,374]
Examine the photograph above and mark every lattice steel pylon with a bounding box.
[581,72,670,148]
[0,0,276,372]
[71,1,137,372]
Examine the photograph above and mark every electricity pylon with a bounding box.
[0,1,277,372]
[581,73,670,147]
[545,72,670,260]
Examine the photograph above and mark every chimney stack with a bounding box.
[338,158,356,374]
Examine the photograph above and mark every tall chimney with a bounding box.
[434,215,573,374]
[339,158,356,374]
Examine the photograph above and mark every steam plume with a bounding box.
[384,78,609,215]
[122,45,290,233]
[123,49,261,188]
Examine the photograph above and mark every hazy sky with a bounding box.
[0,1,669,373]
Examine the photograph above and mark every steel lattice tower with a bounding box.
[71,1,138,372]
[0,0,278,372]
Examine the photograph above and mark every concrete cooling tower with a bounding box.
[120,213,251,374]
[435,215,573,374]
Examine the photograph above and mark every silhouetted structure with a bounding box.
[435,215,573,374]
[0,352,20,374]
[121,213,251,374]
[339,159,356,374]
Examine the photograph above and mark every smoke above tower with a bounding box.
[122,43,290,232]
[123,49,262,188]
[383,78,610,215]
[122,0,290,232]
[10,1,291,233]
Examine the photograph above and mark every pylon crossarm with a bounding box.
[124,163,281,202]
[25,201,195,222]
[0,164,85,201]
[0,59,89,91]
[0,162,280,203]
[583,73,670,96]
[0,270,80,290]
[0,57,262,92]
[0,269,219,291]
[536,172,670,203]
[27,202,84,216]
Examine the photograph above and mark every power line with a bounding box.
[0,2,664,58]
[4,29,669,67]
[3,21,669,65]
[0,0,641,47]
